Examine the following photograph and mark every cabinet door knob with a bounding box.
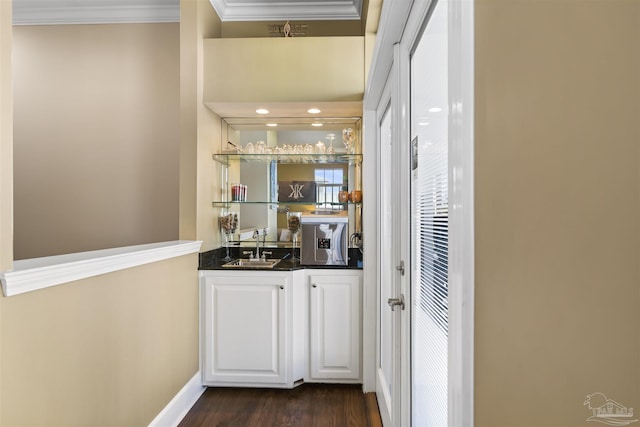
[312,283,318,288]
[279,285,284,290]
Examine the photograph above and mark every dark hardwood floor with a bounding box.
[179,383,383,427]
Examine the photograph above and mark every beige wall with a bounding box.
[1,5,208,427]
[0,0,13,271]
[203,36,365,103]
[0,0,12,421]
[364,0,381,85]
[13,23,180,259]
[0,254,199,426]
[180,0,223,252]
[474,1,639,425]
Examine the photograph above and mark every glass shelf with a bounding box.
[212,153,362,165]
[212,201,362,208]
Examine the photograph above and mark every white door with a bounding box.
[369,0,474,425]
[376,91,395,426]
[376,60,410,426]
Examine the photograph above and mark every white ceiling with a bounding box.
[12,0,363,25]
[206,101,363,120]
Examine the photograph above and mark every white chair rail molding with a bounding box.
[0,240,203,297]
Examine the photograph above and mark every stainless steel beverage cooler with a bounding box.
[300,213,348,266]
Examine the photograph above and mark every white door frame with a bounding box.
[362,0,475,425]
[444,0,475,424]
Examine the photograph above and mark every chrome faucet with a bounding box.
[253,228,261,260]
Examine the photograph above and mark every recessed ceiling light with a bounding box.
[266,123,278,127]
[428,107,443,113]
[307,108,321,114]
[256,108,269,114]
[311,123,323,127]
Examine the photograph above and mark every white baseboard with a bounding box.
[148,372,206,427]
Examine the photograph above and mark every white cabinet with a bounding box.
[201,271,304,387]
[307,270,362,381]
[200,269,361,388]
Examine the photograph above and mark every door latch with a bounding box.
[387,294,405,311]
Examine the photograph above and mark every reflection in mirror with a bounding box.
[219,117,362,248]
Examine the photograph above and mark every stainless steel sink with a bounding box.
[309,210,339,215]
[221,258,282,269]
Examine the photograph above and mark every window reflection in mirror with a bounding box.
[220,118,362,247]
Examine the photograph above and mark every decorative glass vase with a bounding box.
[219,211,238,261]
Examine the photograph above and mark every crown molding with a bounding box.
[208,0,363,22]
[13,1,179,25]
[13,0,362,25]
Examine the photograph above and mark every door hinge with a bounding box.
[396,260,405,276]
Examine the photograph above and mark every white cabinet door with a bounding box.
[308,271,361,380]
[201,272,289,386]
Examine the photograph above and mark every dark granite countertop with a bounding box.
[199,246,363,271]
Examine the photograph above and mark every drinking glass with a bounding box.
[326,133,336,157]
[314,140,326,154]
[342,128,355,154]
[287,212,302,261]
[304,144,314,162]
